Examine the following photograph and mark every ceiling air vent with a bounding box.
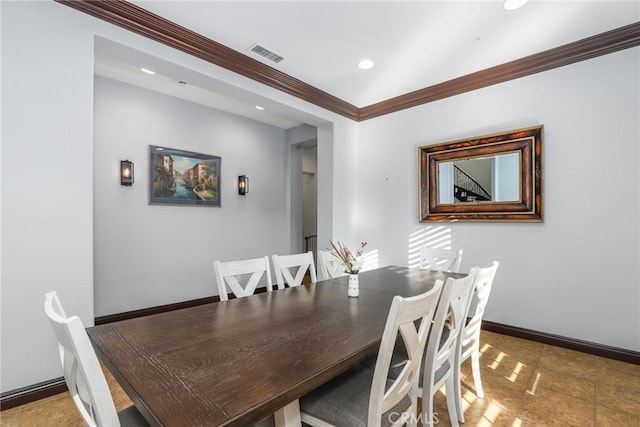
[249,44,284,64]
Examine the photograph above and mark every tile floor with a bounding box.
[1,331,638,426]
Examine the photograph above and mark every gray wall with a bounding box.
[94,77,288,315]
[357,47,640,351]
[2,1,96,392]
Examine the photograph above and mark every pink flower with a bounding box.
[329,240,368,274]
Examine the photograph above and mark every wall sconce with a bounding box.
[238,175,249,195]
[120,160,134,186]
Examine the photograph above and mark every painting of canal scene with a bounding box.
[149,145,221,207]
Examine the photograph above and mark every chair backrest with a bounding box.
[422,270,477,389]
[316,249,347,280]
[368,281,443,425]
[213,256,273,301]
[419,247,463,273]
[272,251,317,289]
[460,261,499,346]
[44,291,120,427]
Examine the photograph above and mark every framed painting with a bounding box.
[149,145,221,207]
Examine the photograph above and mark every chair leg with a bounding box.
[445,376,459,427]
[274,400,302,427]
[470,349,484,399]
[453,356,465,423]
[422,386,436,427]
[406,392,418,427]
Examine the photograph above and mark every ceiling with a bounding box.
[93,1,639,129]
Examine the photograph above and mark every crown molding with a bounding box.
[359,22,640,121]
[57,1,639,122]
[57,0,359,121]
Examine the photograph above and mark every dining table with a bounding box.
[87,265,465,426]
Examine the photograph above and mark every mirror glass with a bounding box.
[419,126,543,222]
[437,152,521,204]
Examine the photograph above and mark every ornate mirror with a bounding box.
[419,125,543,222]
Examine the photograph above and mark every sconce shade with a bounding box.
[238,175,249,195]
[121,160,134,186]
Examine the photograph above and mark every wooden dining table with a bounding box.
[87,266,464,426]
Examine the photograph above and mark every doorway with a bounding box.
[302,145,318,259]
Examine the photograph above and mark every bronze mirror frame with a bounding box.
[419,125,543,222]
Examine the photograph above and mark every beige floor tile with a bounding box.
[530,363,596,402]
[595,405,639,427]
[497,335,545,356]
[447,369,527,421]
[482,339,543,368]
[597,357,640,378]
[0,407,21,426]
[597,359,640,392]
[477,341,498,361]
[480,330,504,343]
[516,387,595,427]
[479,347,538,390]
[480,374,528,412]
[597,380,640,415]
[19,393,83,427]
[479,330,504,351]
[539,345,597,379]
[457,393,519,427]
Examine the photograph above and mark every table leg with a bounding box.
[274,399,302,427]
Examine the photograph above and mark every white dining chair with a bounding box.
[316,249,347,280]
[44,291,148,427]
[420,270,476,427]
[384,270,477,427]
[299,281,444,427]
[419,247,463,273]
[272,251,317,289]
[454,261,499,422]
[213,256,273,301]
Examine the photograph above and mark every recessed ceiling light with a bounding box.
[140,67,156,74]
[255,105,265,111]
[503,0,528,10]
[358,59,374,70]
